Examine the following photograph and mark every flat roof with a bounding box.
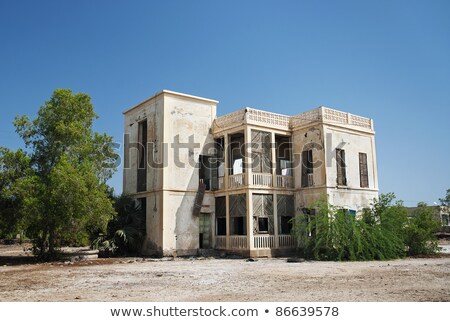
[123,89,219,114]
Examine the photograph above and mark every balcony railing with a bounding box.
[215,173,293,190]
[230,236,247,249]
[228,173,245,189]
[278,235,295,248]
[215,236,226,249]
[254,235,275,249]
[252,173,272,187]
[218,177,224,189]
[276,175,294,188]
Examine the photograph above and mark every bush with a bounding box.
[405,204,441,255]
[292,193,409,261]
[92,194,146,256]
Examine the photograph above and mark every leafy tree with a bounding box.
[0,89,117,259]
[439,188,450,207]
[0,148,32,239]
[405,203,441,255]
[292,193,408,261]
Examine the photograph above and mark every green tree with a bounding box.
[0,89,117,259]
[439,189,450,207]
[291,193,408,261]
[405,203,441,255]
[0,148,32,239]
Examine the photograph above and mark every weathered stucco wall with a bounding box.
[123,96,164,194]
[161,93,217,255]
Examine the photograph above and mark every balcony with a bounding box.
[213,173,293,190]
[228,173,245,189]
[252,173,272,188]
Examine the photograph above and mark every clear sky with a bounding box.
[0,0,449,206]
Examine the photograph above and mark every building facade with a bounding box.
[123,90,378,257]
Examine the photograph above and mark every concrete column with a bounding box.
[246,190,254,251]
[224,134,229,190]
[273,193,279,248]
[244,126,252,187]
[271,131,277,187]
[225,194,230,249]
[370,135,378,190]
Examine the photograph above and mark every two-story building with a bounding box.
[123,90,378,257]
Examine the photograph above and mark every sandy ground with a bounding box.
[0,244,449,302]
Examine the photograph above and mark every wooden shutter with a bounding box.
[336,149,347,186]
[301,150,309,187]
[359,153,369,188]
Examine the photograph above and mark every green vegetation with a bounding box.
[405,203,441,255]
[92,194,146,256]
[292,193,441,261]
[0,89,117,260]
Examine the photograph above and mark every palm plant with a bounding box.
[92,194,145,256]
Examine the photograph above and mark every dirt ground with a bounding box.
[0,243,449,302]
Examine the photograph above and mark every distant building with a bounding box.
[123,90,378,257]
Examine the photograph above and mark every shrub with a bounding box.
[405,204,441,255]
[292,193,409,261]
[92,194,145,256]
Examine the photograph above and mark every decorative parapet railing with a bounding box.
[214,108,290,132]
[278,235,295,248]
[215,236,226,249]
[245,108,290,129]
[254,235,275,249]
[291,107,373,130]
[230,236,247,249]
[214,106,373,133]
[214,109,246,130]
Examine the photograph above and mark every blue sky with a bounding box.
[0,0,449,205]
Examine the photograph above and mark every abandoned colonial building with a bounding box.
[123,90,378,257]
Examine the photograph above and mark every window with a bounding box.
[232,217,245,235]
[228,133,245,175]
[215,197,226,235]
[336,149,347,186]
[216,218,226,235]
[229,194,246,235]
[278,195,294,234]
[251,130,271,173]
[258,217,269,233]
[138,197,146,214]
[279,216,293,235]
[137,120,147,192]
[253,194,273,234]
[199,155,212,190]
[301,150,313,187]
[279,159,292,176]
[359,153,369,188]
[442,214,449,226]
[276,135,292,176]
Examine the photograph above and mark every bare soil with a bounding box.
[0,243,449,302]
